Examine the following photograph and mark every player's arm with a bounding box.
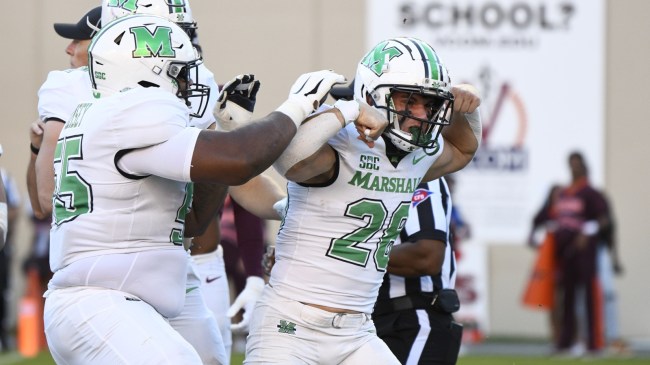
[389,180,450,277]
[275,101,388,184]
[423,84,482,182]
[34,120,65,217]
[193,70,347,184]
[26,119,45,219]
[118,70,346,186]
[229,172,285,220]
[388,237,446,277]
[184,182,229,238]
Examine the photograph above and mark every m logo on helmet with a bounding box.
[105,0,139,12]
[130,26,175,58]
[361,41,403,77]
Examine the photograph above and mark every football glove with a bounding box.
[276,70,346,127]
[214,74,261,131]
[227,276,265,333]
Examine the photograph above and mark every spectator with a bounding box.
[552,151,609,356]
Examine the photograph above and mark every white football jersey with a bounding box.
[38,67,93,122]
[271,123,445,313]
[50,87,192,272]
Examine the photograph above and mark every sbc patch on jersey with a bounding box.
[411,188,432,207]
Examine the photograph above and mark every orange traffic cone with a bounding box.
[17,269,44,358]
[522,232,556,310]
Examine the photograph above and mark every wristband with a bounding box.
[30,143,40,155]
[333,99,360,126]
[276,99,308,128]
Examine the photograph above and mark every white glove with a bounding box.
[214,74,261,131]
[276,70,346,127]
[227,276,265,333]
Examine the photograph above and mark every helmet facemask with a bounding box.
[167,59,209,118]
[375,85,454,154]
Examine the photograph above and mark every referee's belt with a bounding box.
[373,289,460,316]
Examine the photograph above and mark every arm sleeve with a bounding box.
[273,105,345,176]
[116,127,200,182]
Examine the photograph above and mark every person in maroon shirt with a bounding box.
[553,151,610,355]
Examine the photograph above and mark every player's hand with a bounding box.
[354,102,388,148]
[227,276,265,333]
[278,70,346,127]
[262,245,276,276]
[29,119,45,150]
[451,84,481,114]
[214,74,260,131]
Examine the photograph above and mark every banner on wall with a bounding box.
[366,0,605,333]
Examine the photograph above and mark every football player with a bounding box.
[41,14,358,364]
[101,1,285,361]
[244,37,481,363]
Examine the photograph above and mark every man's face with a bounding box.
[66,39,91,68]
[390,91,439,132]
[569,156,587,179]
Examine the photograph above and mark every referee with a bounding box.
[373,178,463,365]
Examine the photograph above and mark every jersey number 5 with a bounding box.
[53,135,93,225]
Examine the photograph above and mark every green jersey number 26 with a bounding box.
[326,199,410,271]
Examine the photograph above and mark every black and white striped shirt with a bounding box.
[377,177,456,301]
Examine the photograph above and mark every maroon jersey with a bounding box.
[553,177,607,258]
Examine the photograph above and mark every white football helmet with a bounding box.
[102,0,197,37]
[354,37,454,153]
[88,14,210,117]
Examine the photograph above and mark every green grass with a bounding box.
[459,356,646,365]
[1,351,645,365]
